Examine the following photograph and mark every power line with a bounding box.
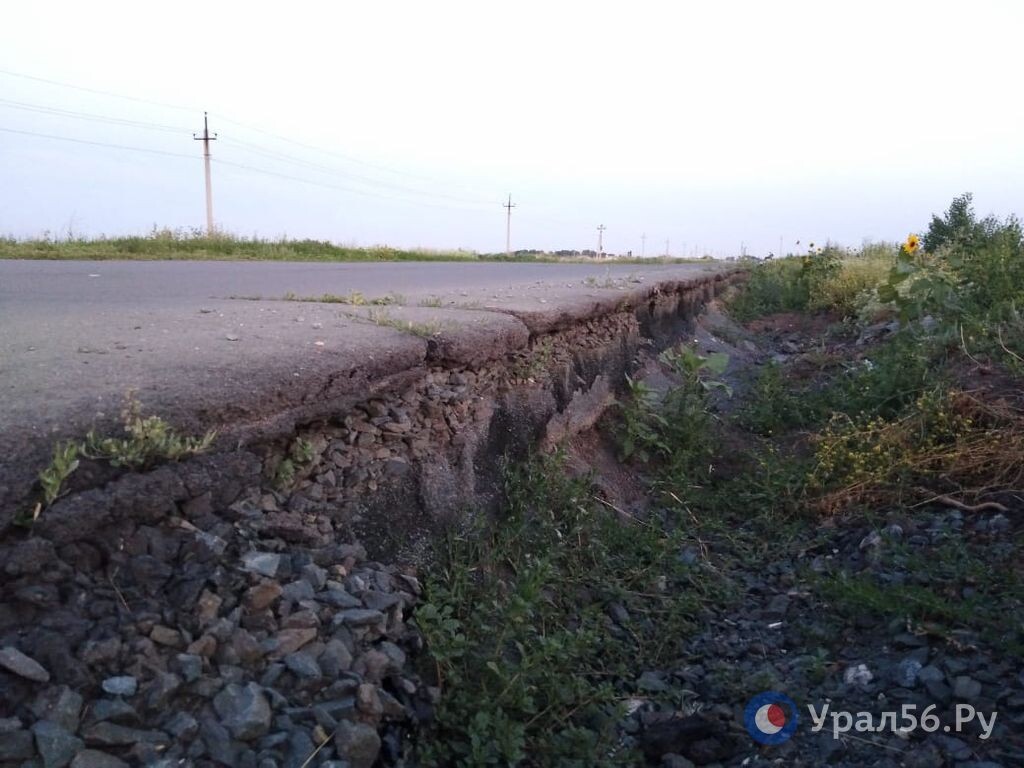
[0,65,499,205]
[211,112,484,191]
[212,158,495,212]
[0,121,496,214]
[0,67,196,114]
[0,98,190,133]
[0,125,199,160]
[218,136,495,206]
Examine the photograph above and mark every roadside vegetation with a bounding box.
[25,393,215,525]
[0,227,710,264]
[413,193,1024,765]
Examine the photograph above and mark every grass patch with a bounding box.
[365,309,443,338]
[816,535,1024,656]
[23,394,215,525]
[0,230,480,263]
[414,452,715,766]
[809,388,1024,514]
[1,229,718,264]
[281,291,405,306]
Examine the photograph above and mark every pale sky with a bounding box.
[1,1,1021,257]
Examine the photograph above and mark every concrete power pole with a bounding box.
[597,224,606,259]
[503,194,516,257]
[193,112,217,236]
[665,239,670,258]
[641,233,646,258]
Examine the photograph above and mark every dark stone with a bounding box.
[79,637,122,667]
[333,720,381,768]
[638,715,717,760]
[0,729,36,761]
[242,552,282,578]
[174,653,203,683]
[83,722,170,747]
[281,580,315,603]
[15,584,60,608]
[0,645,51,682]
[165,712,199,741]
[2,538,58,576]
[333,609,385,628]
[317,588,362,609]
[213,682,273,741]
[318,640,353,677]
[30,685,84,732]
[284,652,322,680]
[70,750,129,768]
[32,719,84,768]
[85,699,139,726]
[142,671,182,711]
[200,717,239,766]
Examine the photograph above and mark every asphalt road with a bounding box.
[0,258,729,517]
[0,259,719,308]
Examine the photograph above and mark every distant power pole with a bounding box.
[641,233,647,258]
[193,112,217,236]
[779,235,784,258]
[596,224,606,259]
[665,238,670,258]
[503,194,516,257]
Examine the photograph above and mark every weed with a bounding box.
[81,396,216,469]
[808,388,1024,513]
[25,395,215,524]
[273,459,296,490]
[735,362,820,436]
[366,309,443,338]
[418,296,445,308]
[509,338,554,382]
[415,451,712,765]
[272,437,318,490]
[808,244,896,316]
[370,293,406,306]
[37,442,79,507]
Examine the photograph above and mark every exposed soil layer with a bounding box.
[0,272,739,767]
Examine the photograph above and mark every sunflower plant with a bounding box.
[877,233,961,326]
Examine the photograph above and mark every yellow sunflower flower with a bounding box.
[904,234,921,253]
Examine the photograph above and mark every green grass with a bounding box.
[0,231,481,262]
[816,534,1024,657]
[281,291,406,306]
[414,452,720,766]
[0,230,720,264]
[365,308,444,338]
[24,393,215,526]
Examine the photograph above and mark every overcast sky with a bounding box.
[1,1,1021,257]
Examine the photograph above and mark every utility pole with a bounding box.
[665,238,670,258]
[641,233,646,258]
[596,224,606,259]
[193,112,217,236]
[503,194,516,257]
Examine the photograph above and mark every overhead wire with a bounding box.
[0,125,199,160]
[0,67,196,114]
[217,136,497,206]
[213,157,498,213]
[0,67,500,207]
[0,97,191,134]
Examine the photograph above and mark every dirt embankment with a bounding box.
[0,271,740,768]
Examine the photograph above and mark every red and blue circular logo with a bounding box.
[744,691,799,745]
